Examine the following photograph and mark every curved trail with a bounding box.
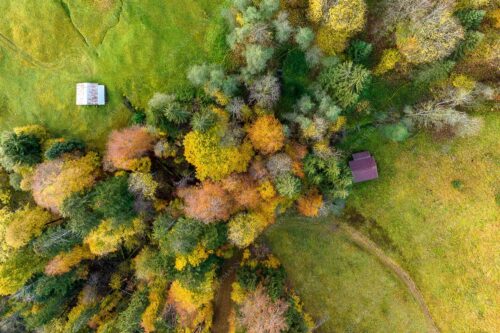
[338,224,440,333]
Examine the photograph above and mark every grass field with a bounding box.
[344,112,499,332]
[265,217,430,333]
[0,0,227,148]
[267,111,499,332]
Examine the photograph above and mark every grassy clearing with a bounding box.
[265,217,429,333]
[345,112,500,332]
[0,0,227,148]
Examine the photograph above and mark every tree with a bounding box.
[4,205,52,249]
[92,175,137,226]
[0,132,42,167]
[104,126,155,171]
[147,93,191,126]
[32,152,101,214]
[184,128,254,181]
[249,75,281,109]
[45,245,95,276]
[45,139,85,160]
[248,115,285,155]
[275,173,302,199]
[319,61,371,108]
[228,212,268,248]
[177,181,235,223]
[239,285,289,333]
[190,109,218,133]
[303,154,352,200]
[294,27,314,51]
[244,44,274,75]
[297,190,323,217]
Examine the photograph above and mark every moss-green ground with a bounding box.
[0,0,227,149]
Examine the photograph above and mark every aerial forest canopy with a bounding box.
[0,0,497,332]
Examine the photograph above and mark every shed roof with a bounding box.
[76,83,105,106]
[349,151,378,183]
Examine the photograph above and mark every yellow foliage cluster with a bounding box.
[263,254,281,269]
[297,190,323,217]
[175,244,210,271]
[184,128,254,181]
[4,204,52,249]
[456,0,490,8]
[257,180,276,201]
[129,172,159,200]
[330,116,347,133]
[309,0,367,53]
[395,16,464,64]
[141,280,167,333]
[230,281,247,304]
[45,245,95,276]
[126,157,152,173]
[228,212,270,248]
[84,218,145,256]
[32,152,101,214]
[13,124,48,140]
[374,48,402,75]
[451,74,476,91]
[169,272,216,311]
[89,291,123,330]
[248,115,285,155]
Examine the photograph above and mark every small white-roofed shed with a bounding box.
[76,83,106,106]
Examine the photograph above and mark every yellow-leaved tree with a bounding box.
[4,204,52,249]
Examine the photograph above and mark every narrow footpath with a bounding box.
[339,224,440,333]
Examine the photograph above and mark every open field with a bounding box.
[345,112,500,332]
[265,217,430,332]
[267,112,499,332]
[0,0,227,148]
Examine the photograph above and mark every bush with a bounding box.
[1,132,42,167]
[456,9,486,30]
[381,123,410,142]
[45,139,85,160]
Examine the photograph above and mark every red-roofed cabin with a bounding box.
[349,151,378,183]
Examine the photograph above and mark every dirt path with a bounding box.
[212,254,241,333]
[339,224,440,333]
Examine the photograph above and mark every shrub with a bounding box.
[275,173,302,199]
[45,139,85,160]
[381,123,410,142]
[0,132,42,167]
[104,126,155,171]
[248,115,285,154]
[456,9,486,30]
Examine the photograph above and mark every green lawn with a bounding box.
[0,0,227,148]
[265,217,429,333]
[345,112,499,332]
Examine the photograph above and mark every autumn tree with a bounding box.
[4,205,52,249]
[239,285,289,333]
[104,126,155,171]
[248,115,285,155]
[0,132,42,168]
[32,152,101,214]
[177,181,235,223]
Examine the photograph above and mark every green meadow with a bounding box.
[0,0,227,148]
